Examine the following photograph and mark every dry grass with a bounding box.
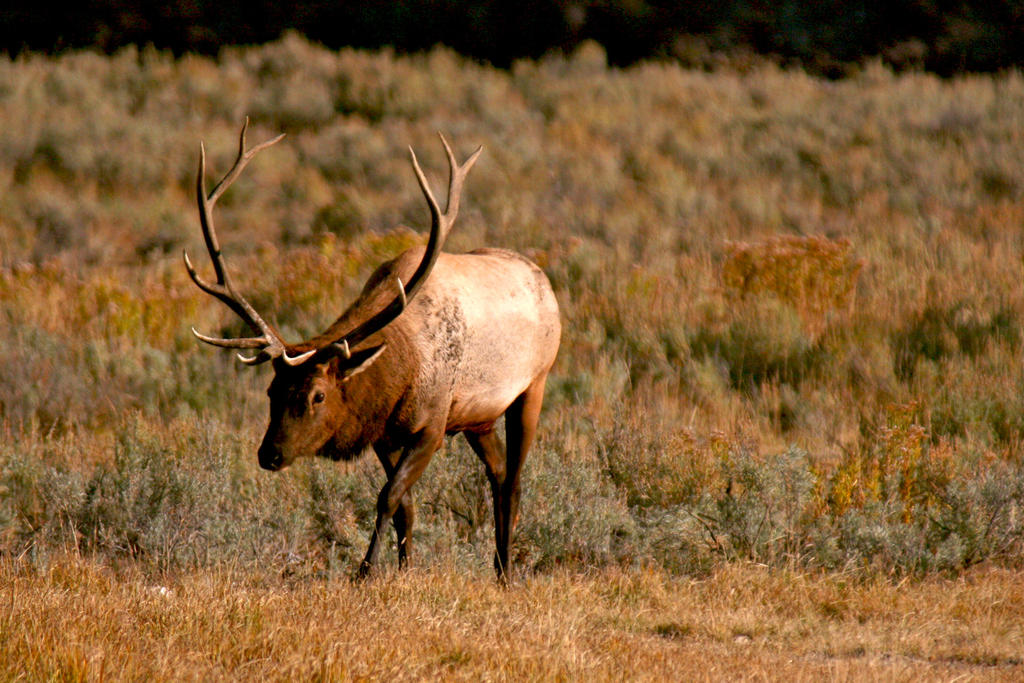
[2,556,1022,681]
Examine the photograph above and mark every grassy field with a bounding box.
[4,558,1023,680]
[1,33,1024,678]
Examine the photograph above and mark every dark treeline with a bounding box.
[2,1,1022,75]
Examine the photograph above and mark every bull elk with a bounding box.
[185,120,560,579]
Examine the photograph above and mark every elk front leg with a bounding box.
[373,446,416,568]
[359,430,441,577]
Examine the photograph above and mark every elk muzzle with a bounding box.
[257,438,285,471]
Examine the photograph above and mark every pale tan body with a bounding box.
[187,123,560,578]
[331,247,560,437]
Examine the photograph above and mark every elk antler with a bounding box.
[184,118,314,366]
[328,134,482,357]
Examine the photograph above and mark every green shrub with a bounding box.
[686,446,820,566]
[893,302,1020,381]
[689,297,829,390]
[517,446,637,571]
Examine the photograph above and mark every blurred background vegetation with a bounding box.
[0,25,1023,581]
[2,0,1023,76]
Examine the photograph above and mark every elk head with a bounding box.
[255,345,387,470]
[185,119,480,470]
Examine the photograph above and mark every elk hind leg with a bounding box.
[465,428,508,575]
[499,374,549,579]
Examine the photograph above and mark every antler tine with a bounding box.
[208,118,286,206]
[187,119,305,365]
[439,133,482,224]
[190,327,269,349]
[329,136,482,354]
[409,146,442,229]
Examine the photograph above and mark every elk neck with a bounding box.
[321,324,418,461]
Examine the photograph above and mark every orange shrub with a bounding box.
[722,235,863,339]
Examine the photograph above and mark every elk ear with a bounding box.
[339,344,386,380]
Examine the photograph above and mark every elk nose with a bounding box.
[258,445,283,471]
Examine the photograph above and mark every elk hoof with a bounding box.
[354,561,374,581]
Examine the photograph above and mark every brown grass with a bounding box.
[2,557,1022,681]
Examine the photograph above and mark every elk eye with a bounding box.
[312,391,326,405]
